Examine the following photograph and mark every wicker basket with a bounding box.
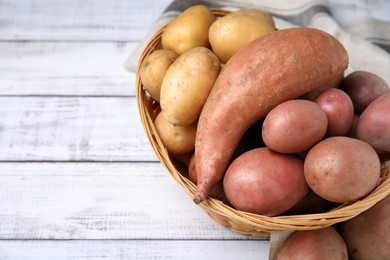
[136,8,390,237]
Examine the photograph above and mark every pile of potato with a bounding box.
[140,5,277,153]
[140,5,390,259]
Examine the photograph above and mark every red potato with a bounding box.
[357,92,390,153]
[277,227,348,260]
[314,88,354,136]
[223,148,308,216]
[194,28,348,203]
[342,71,389,114]
[262,99,328,153]
[340,194,390,260]
[304,136,381,203]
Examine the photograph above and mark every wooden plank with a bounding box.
[0,162,266,240]
[0,96,158,161]
[0,240,270,260]
[0,0,172,41]
[0,41,137,96]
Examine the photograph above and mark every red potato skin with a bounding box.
[357,92,390,153]
[194,27,349,203]
[314,88,354,136]
[277,227,348,260]
[262,99,328,154]
[304,136,381,203]
[340,194,390,260]
[342,71,389,114]
[223,148,308,216]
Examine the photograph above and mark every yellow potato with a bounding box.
[209,8,276,62]
[140,49,178,102]
[230,8,275,27]
[161,5,216,55]
[160,47,221,126]
[154,112,197,154]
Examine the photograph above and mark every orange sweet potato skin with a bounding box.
[194,27,348,203]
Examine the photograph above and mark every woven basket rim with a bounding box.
[135,8,390,236]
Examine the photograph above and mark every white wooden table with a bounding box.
[0,0,269,259]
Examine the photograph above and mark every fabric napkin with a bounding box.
[126,0,390,259]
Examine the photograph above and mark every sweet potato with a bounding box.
[301,75,342,101]
[188,153,228,204]
[193,27,349,203]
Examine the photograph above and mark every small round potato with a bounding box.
[304,136,381,203]
[154,112,197,154]
[229,8,275,27]
[160,47,221,126]
[342,70,389,114]
[209,8,276,62]
[314,88,354,137]
[262,99,328,154]
[357,92,390,153]
[140,49,178,102]
[161,5,215,55]
[223,147,308,216]
[277,227,348,260]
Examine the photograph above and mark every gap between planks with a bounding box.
[0,96,156,162]
[0,162,262,240]
[0,41,138,96]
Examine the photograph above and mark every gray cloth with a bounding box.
[124,0,390,85]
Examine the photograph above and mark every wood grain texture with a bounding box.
[0,162,265,240]
[0,0,172,41]
[0,96,156,161]
[0,42,137,96]
[0,240,269,260]
[0,0,272,258]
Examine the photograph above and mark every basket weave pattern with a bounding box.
[136,9,390,237]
